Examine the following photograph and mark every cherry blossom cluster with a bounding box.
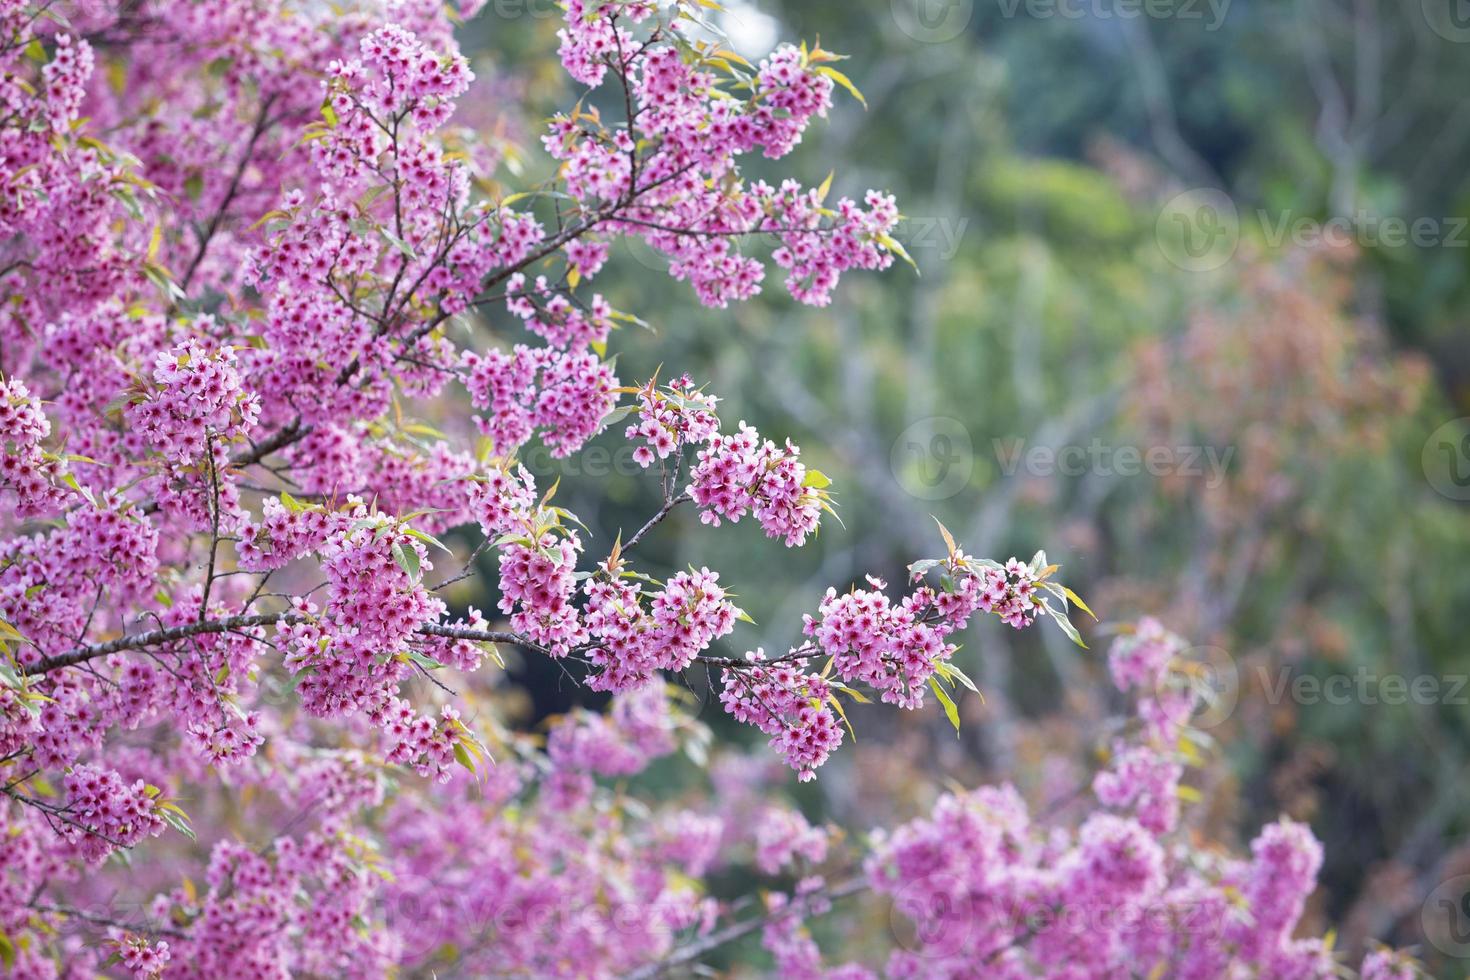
[1107,614,1183,691]
[462,344,618,458]
[863,624,1400,979]
[371,698,467,783]
[469,462,538,538]
[977,557,1044,627]
[235,495,341,571]
[351,441,481,534]
[691,422,825,546]
[143,833,393,975]
[60,765,166,863]
[583,565,739,691]
[719,648,845,781]
[625,375,721,468]
[562,238,610,281]
[39,33,92,130]
[341,23,471,126]
[505,272,614,349]
[713,549,1078,780]
[805,575,954,709]
[280,508,447,717]
[495,528,587,656]
[113,935,171,980]
[184,710,264,769]
[758,181,902,306]
[2,496,159,655]
[543,3,906,309]
[546,682,679,780]
[367,685,731,976]
[0,22,133,325]
[1360,950,1421,980]
[557,0,656,88]
[754,806,830,875]
[759,879,866,978]
[0,377,67,517]
[806,551,1054,708]
[0,665,42,759]
[751,45,837,158]
[52,591,268,773]
[1090,617,1196,835]
[125,341,260,463]
[1092,742,1182,835]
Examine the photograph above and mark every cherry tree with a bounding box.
[0,0,1424,976]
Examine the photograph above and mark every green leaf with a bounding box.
[356,184,391,211]
[141,262,184,301]
[599,404,636,429]
[1062,586,1097,621]
[404,527,452,554]
[499,190,548,208]
[907,558,942,577]
[933,516,957,557]
[159,804,196,840]
[391,541,420,583]
[877,232,919,274]
[607,309,653,330]
[815,170,834,204]
[1042,600,1088,649]
[935,660,982,697]
[927,676,961,736]
[828,679,871,704]
[380,229,417,259]
[0,930,15,971]
[453,740,476,774]
[247,208,289,231]
[816,66,867,108]
[827,692,857,742]
[404,648,446,671]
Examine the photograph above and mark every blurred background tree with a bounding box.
[450,0,1470,968]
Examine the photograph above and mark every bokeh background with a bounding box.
[447,0,1470,970]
